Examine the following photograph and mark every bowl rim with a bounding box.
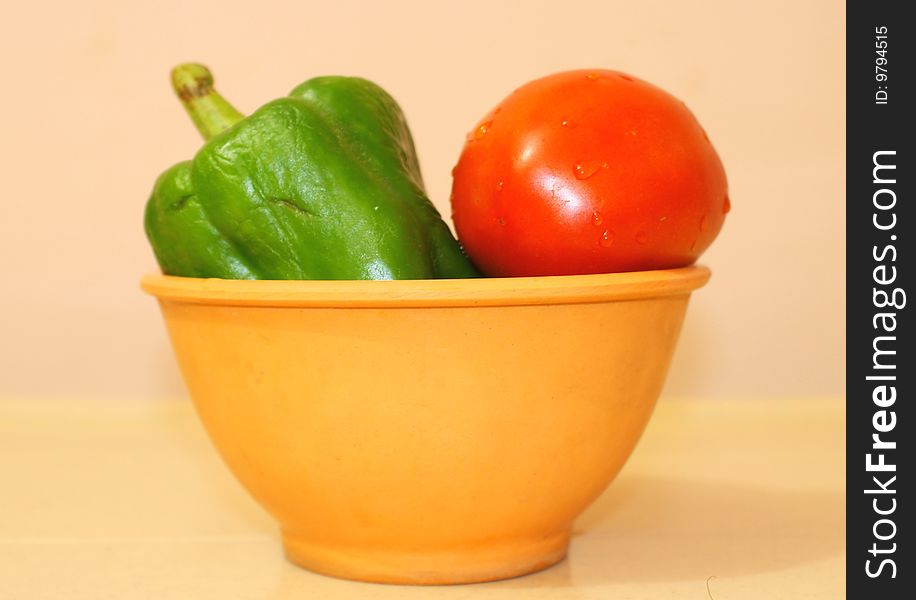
[141,265,710,308]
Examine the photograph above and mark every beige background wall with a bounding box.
[0,0,844,400]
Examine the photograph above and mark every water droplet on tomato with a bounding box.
[599,230,614,247]
[659,216,668,222]
[723,195,731,214]
[574,160,603,180]
[689,238,698,252]
[561,117,578,129]
[592,211,603,226]
[496,181,504,192]
[635,231,648,245]
[618,74,634,82]
[586,72,600,80]
[473,120,493,140]
[700,215,710,232]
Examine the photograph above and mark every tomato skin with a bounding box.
[450,70,728,277]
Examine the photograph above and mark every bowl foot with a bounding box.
[281,529,570,585]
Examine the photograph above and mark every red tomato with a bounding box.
[450,70,729,277]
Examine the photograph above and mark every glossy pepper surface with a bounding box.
[145,64,477,280]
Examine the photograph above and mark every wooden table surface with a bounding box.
[0,397,844,599]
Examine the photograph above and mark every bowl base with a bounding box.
[281,529,570,585]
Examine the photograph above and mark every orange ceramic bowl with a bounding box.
[142,266,709,585]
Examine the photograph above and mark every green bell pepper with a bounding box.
[144,64,478,280]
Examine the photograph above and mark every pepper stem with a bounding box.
[170,63,244,140]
